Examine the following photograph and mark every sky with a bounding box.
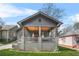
[0,3,79,29]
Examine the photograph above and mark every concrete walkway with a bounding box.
[0,43,12,50]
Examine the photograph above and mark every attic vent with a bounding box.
[38,19,41,22]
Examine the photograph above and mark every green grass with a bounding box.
[0,46,79,56]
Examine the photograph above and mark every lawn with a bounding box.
[0,46,79,56]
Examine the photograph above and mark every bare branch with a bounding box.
[40,3,65,20]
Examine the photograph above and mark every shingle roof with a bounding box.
[1,25,16,30]
[60,23,79,37]
[62,30,79,36]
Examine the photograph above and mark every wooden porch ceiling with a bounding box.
[24,26,52,31]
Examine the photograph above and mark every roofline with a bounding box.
[1,25,17,31]
[17,11,39,25]
[9,25,18,30]
[17,11,62,25]
[40,11,62,24]
[60,34,79,38]
[57,22,63,27]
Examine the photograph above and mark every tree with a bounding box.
[40,3,64,20]
[0,17,5,25]
[0,17,5,30]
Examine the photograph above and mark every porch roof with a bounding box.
[24,26,52,31]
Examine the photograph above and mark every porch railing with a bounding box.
[24,37,55,42]
[23,37,56,51]
[12,37,57,51]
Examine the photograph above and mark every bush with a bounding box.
[0,38,16,44]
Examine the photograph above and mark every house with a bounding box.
[59,23,79,49]
[13,11,62,52]
[0,25,18,42]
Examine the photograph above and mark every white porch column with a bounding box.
[22,28,25,51]
[54,27,58,51]
[38,26,42,50]
[42,32,44,38]
[32,33,34,38]
[54,27,58,38]
[49,31,52,37]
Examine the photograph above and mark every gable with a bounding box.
[22,15,57,27]
[1,25,16,30]
[18,11,62,27]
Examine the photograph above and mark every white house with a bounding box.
[59,23,79,48]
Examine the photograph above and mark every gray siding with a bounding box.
[1,30,9,42]
[23,16,57,27]
[9,26,18,41]
[17,29,31,50]
[0,31,1,39]
[2,30,8,39]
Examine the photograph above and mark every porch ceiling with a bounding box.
[24,26,52,31]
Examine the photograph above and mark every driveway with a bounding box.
[0,43,12,50]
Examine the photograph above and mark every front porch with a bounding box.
[17,26,58,52]
[23,37,56,52]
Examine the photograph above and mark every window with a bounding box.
[38,19,41,22]
[76,37,79,44]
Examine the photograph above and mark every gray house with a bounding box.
[13,11,62,52]
[0,25,18,42]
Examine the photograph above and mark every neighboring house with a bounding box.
[13,11,62,52]
[59,23,79,48]
[0,25,18,42]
